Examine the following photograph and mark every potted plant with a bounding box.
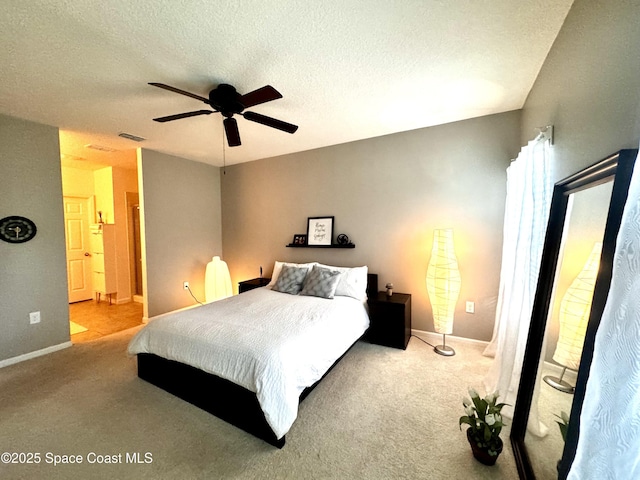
[555,411,569,442]
[459,388,508,465]
[554,411,570,471]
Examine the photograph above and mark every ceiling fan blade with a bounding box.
[149,82,210,103]
[153,110,214,122]
[239,85,283,108]
[224,117,241,147]
[242,111,298,134]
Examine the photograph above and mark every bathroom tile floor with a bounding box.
[69,300,143,343]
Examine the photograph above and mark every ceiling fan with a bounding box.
[149,82,298,147]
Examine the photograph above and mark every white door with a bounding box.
[64,196,93,303]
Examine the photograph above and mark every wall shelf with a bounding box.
[286,243,355,249]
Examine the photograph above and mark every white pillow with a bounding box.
[316,264,368,301]
[268,261,317,287]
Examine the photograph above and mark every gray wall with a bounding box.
[139,149,223,318]
[0,114,70,362]
[222,111,521,341]
[521,0,640,181]
[520,0,640,363]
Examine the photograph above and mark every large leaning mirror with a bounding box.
[510,149,638,480]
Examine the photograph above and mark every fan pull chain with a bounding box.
[222,130,226,175]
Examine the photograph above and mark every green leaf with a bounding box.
[556,421,568,442]
[459,416,474,429]
[474,399,488,420]
[484,424,491,442]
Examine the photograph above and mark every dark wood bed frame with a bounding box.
[136,273,378,448]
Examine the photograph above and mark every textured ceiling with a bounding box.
[0,0,573,168]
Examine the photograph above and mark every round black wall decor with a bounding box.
[336,233,349,245]
[0,216,37,243]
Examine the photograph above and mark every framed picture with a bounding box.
[307,216,334,246]
[292,234,307,245]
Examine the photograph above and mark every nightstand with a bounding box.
[366,292,411,350]
[238,277,271,293]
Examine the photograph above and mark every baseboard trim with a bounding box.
[147,303,201,323]
[411,329,490,347]
[0,341,73,369]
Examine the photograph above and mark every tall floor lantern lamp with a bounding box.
[426,228,461,356]
[205,256,233,303]
[544,242,601,393]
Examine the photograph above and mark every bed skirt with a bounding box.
[137,337,360,448]
[137,352,285,447]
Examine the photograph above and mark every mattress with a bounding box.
[128,287,370,438]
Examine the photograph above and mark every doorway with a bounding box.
[126,192,143,303]
[59,138,144,342]
[132,205,143,297]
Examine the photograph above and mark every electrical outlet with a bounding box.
[29,311,41,324]
[465,301,475,314]
[183,281,189,290]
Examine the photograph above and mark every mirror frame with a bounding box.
[510,149,638,479]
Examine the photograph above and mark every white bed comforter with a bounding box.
[128,287,370,439]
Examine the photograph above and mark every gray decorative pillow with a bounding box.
[300,265,342,299]
[272,265,309,295]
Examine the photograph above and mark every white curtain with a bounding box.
[482,138,552,435]
[568,150,640,479]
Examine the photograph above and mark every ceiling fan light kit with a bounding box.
[149,82,298,147]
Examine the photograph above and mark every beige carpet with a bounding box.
[0,328,519,480]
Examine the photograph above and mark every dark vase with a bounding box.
[466,428,503,466]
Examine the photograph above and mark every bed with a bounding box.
[128,263,377,448]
